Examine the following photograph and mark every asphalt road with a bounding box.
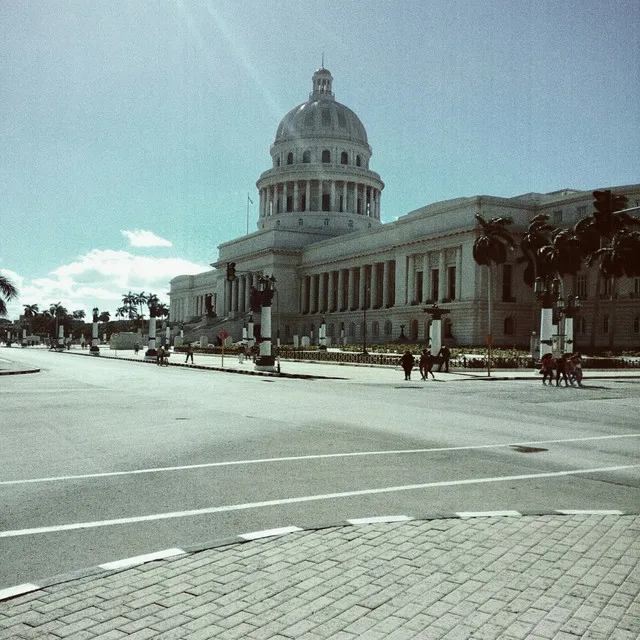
[1,348,639,590]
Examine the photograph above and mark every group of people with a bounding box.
[539,352,584,387]
[399,345,450,381]
[156,345,170,366]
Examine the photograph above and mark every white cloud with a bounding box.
[121,229,173,247]
[2,251,209,320]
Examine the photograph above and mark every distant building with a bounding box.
[169,68,640,349]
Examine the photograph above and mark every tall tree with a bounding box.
[472,214,514,375]
[22,304,39,333]
[574,189,638,349]
[0,274,19,317]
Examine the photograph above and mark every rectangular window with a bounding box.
[576,275,588,298]
[601,314,609,334]
[577,205,587,217]
[576,316,586,335]
[415,271,423,302]
[431,269,439,302]
[502,264,513,301]
[601,278,613,296]
[552,210,563,225]
[447,266,456,300]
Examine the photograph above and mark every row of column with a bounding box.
[259,180,381,219]
[224,273,259,315]
[300,248,463,314]
[300,261,395,314]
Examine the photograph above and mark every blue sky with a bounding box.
[2,0,639,319]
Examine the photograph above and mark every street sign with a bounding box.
[218,329,230,341]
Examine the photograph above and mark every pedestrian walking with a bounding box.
[420,349,436,380]
[185,344,194,364]
[399,350,415,380]
[157,345,165,366]
[555,354,569,386]
[238,343,245,363]
[570,352,584,386]
[134,343,140,355]
[438,345,451,372]
[540,352,554,385]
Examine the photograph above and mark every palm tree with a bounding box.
[472,214,514,375]
[146,294,160,317]
[98,311,110,323]
[49,302,68,341]
[574,190,639,349]
[155,302,170,318]
[22,304,39,334]
[136,292,148,326]
[122,291,137,320]
[587,228,640,349]
[519,214,555,286]
[0,274,19,317]
[72,309,86,321]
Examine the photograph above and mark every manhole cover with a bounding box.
[510,445,548,453]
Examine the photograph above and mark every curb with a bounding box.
[0,368,40,376]
[1,508,634,603]
[56,350,345,380]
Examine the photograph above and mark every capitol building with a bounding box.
[169,67,640,350]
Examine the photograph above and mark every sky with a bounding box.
[2,0,639,320]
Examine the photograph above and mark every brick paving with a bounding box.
[1,514,639,639]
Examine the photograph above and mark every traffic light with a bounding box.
[226,262,236,281]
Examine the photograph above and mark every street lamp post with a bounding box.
[90,307,100,355]
[534,276,561,355]
[254,275,277,372]
[319,315,327,350]
[145,310,157,360]
[556,295,582,354]
[423,303,450,360]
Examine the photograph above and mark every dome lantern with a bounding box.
[310,67,334,100]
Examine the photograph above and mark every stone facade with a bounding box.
[169,68,640,350]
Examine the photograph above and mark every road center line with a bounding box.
[1,463,638,539]
[1,434,639,487]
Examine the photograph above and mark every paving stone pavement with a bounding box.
[1,514,639,639]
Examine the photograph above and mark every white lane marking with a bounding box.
[1,464,638,539]
[0,583,39,600]
[98,548,186,570]
[238,526,303,540]
[555,509,626,515]
[457,510,522,518]
[347,515,413,524]
[2,433,639,486]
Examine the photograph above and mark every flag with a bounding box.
[247,194,254,205]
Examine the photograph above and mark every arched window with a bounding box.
[348,220,354,228]
[340,151,348,164]
[372,321,379,337]
[503,317,515,335]
[328,323,335,337]
[348,322,356,337]
[322,149,331,163]
[298,218,304,226]
[276,157,281,167]
[302,150,311,163]
[384,320,392,336]
[356,155,362,167]
[286,152,293,165]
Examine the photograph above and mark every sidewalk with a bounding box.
[1,512,638,639]
[33,346,640,383]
